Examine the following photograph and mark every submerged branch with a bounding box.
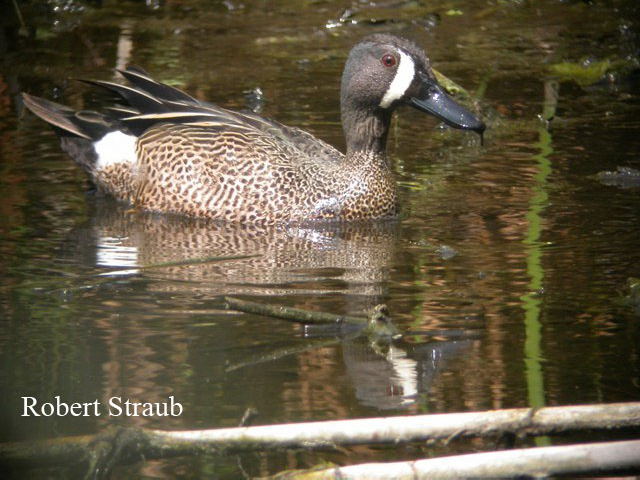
[225,337,342,372]
[7,254,260,293]
[223,297,366,325]
[124,254,260,271]
[222,298,399,371]
[223,298,400,341]
[100,254,261,277]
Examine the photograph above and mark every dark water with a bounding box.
[1,0,639,477]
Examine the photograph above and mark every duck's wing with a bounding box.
[81,68,246,135]
[229,109,343,163]
[111,67,343,162]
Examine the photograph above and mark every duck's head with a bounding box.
[341,34,485,153]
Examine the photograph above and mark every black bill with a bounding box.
[409,78,485,135]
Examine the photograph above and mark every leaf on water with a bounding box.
[549,60,611,86]
[433,69,471,98]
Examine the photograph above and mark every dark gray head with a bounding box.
[340,34,485,154]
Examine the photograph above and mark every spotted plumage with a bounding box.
[22,34,484,224]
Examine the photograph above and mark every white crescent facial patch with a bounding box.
[379,50,415,109]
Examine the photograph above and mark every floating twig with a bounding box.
[223,296,366,325]
[223,297,400,340]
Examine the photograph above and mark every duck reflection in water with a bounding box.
[72,201,398,298]
[60,202,477,410]
[37,33,485,411]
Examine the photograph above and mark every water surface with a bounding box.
[1,0,639,477]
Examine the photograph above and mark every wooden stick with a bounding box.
[223,296,367,325]
[224,298,401,343]
[2,403,639,469]
[144,402,640,452]
[282,439,640,479]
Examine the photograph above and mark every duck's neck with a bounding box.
[342,107,392,159]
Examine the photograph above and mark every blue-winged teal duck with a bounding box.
[22,34,484,224]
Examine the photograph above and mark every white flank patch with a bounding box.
[93,131,137,169]
[379,50,415,109]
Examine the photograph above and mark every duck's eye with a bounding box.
[381,54,397,67]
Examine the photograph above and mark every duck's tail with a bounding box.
[22,93,119,174]
[21,93,116,140]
